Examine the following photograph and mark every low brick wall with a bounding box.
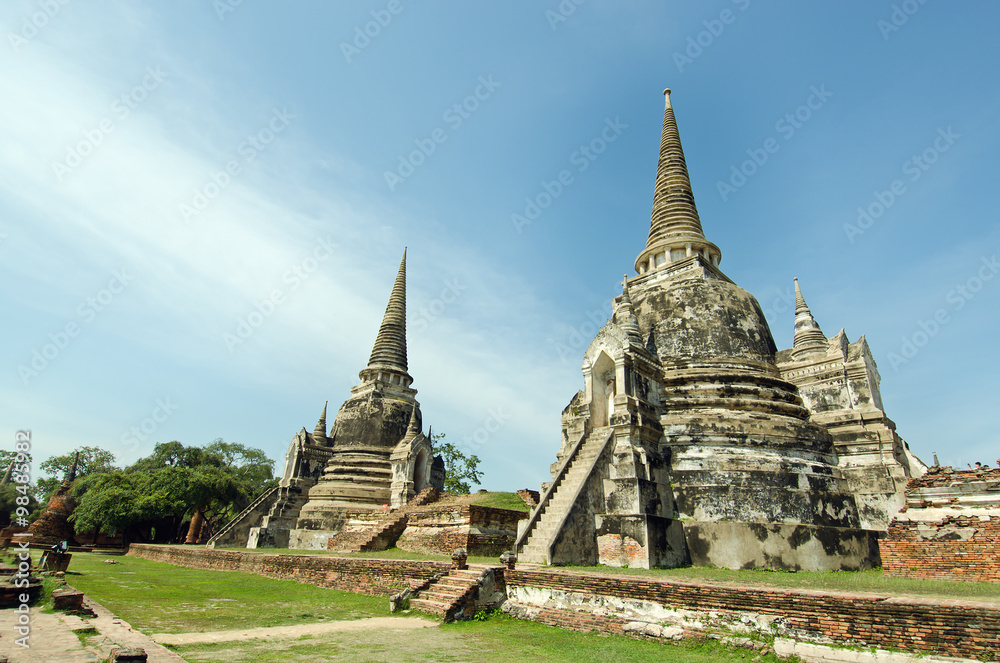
[880,516,1000,583]
[127,544,450,596]
[505,569,1000,661]
[397,504,525,556]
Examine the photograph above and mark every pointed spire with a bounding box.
[616,274,642,342]
[0,460,13,485]
[405,403,421,440]
[361,249,412,384]
[792,278,828,357]
[635,89,721,275]
[649,89,704,245]
[312,401,329,442]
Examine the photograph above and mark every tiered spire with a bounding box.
[616,275,642,342]
[792,278,828,357]
[404,403,422,441]
[635,89,721,275]
[360,249,412,386]
[312,401,328,442]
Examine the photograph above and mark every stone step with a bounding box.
[409,598,449,616]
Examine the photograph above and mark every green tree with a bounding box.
[36,446,117,500]
[431,433,483,494]
[72,440,275,541]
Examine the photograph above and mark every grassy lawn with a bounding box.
[170,612,786,663]
[64,552,397,633]
[466,490,530,512]
[66,551,792,663]
[555,565,1000,604]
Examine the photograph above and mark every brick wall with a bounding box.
[505,569,1000,661]
[880,467,1000,583]
[127,544,450,596]
[397,505,524,556]
[880,516,1000,582]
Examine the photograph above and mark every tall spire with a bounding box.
[360,249,412,385]
[68,451,79,482]
[792,278,828,357]
[312,401,328,442]
[635,89,721,275]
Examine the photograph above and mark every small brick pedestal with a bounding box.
[40,551,72,573]
[451,548,468,570]
[499,551,517,570]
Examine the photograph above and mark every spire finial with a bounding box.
[406,403,421,439]
[615,275,642,342]
[362,249,411,383]
[68,450,79,482]
[792,278,828,357]
[635,89,721,274]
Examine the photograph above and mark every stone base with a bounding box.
[595,514,687,569]
[288,528,342,550]
[682,521,881,571]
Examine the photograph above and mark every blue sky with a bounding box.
[3,1,998,492]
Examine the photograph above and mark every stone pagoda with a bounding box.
[516,89,918,571]
[287,249,444,549]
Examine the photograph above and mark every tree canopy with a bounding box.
[68,440,276,540]
[431,433,483,494]
[36,445,117,500]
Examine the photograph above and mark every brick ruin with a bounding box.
[516,90,924,571]
[26,453,79,546]
[210,249,455,551]
[126,544,1000,661]
[880,465,1000,583]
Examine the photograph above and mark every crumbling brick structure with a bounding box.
[879,466,1000,582]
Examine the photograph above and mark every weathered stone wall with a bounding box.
[880,467,1000,583]
[397,505,525,557]
[127,544,449,596]
[504,569,1000,660]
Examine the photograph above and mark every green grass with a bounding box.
[554,565,1000,603]
[223,545,500,566]
[170,612,789,663]
[64,552,399,633]
[467,490,531,512]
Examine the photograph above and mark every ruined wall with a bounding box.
[397,505,525,557]
[880,467,1000,583]
[504,569,1000,661]
[127,544,449,596]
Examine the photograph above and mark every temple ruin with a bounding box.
[515,89,924,571]
[210,250,445,550]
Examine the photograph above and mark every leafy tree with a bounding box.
[431,433,483,494]
[72,440,275,542]
[36,446,117,500]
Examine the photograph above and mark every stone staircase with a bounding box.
[517,427,613,564]
[325,487,439,553]
[408,567,484,621]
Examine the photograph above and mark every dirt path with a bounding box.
[151,616,437,646]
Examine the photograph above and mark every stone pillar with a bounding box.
[451,547,468,570]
